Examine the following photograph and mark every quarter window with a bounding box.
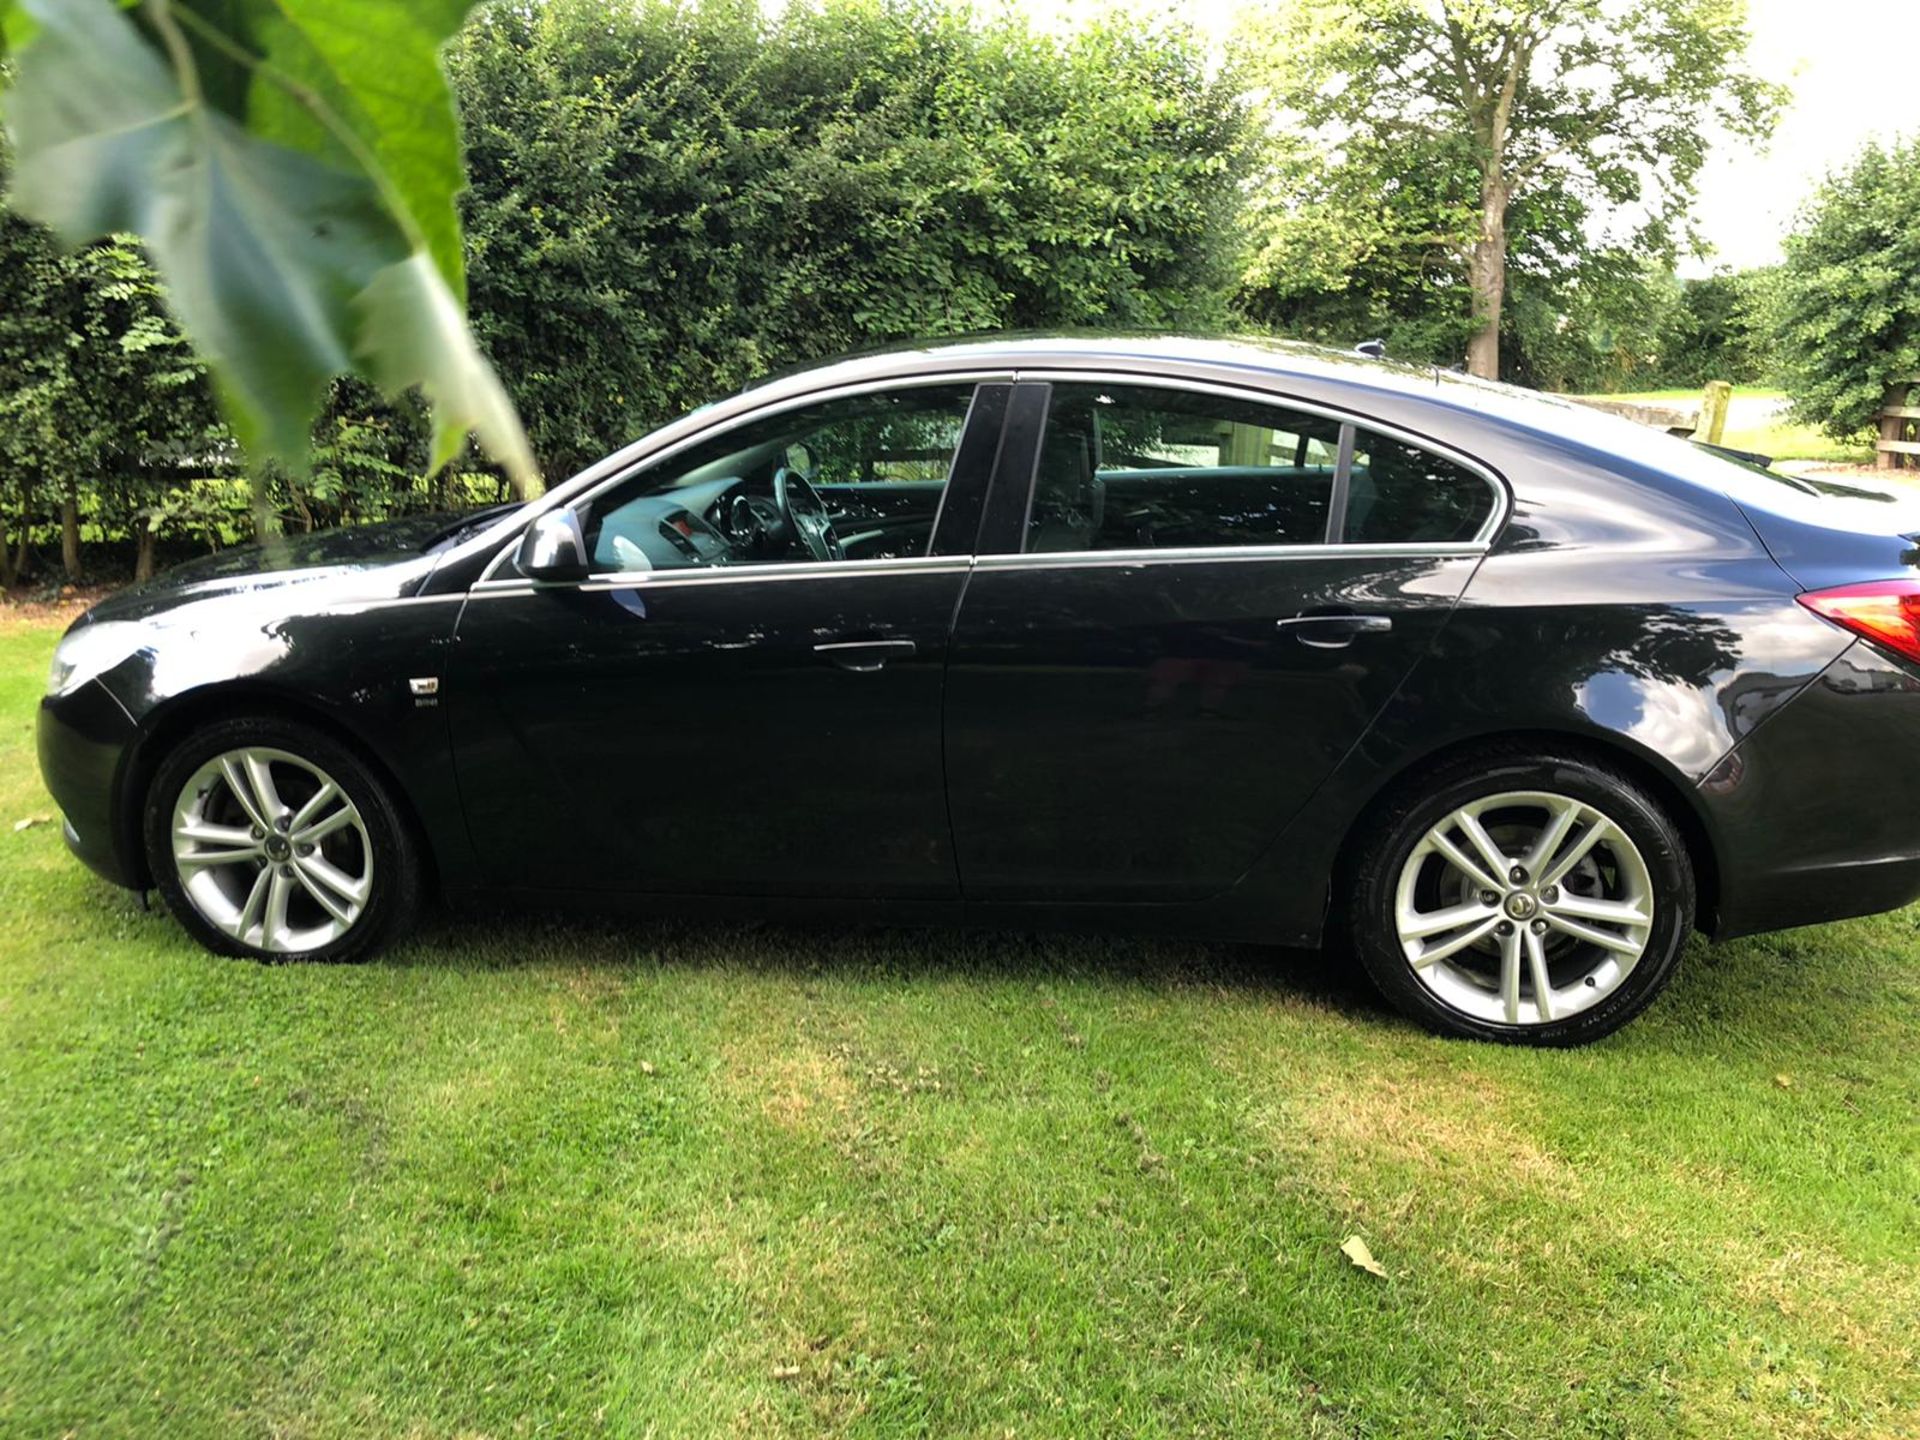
[1345,429,1494,544]
[1025,383,1495,553]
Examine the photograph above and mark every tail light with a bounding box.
[1797,579,1920,665]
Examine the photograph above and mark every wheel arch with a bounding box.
[116,681,440,895]
[1329,727,1721,935]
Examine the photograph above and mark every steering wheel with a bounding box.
[771,466,844,563]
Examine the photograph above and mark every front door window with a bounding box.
[1025,384,1347,553]
[567,384,979,575]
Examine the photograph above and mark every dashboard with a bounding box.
[582,472,941,575]
[588,475,775,573]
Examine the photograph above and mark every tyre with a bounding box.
[1347,749,1694,1046]
[143,716,422,962]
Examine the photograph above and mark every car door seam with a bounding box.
[1208,547,1493,901]
[939,557,979,898]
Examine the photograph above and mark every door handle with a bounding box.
[813,638,917,672]
[1277,612,1393,649]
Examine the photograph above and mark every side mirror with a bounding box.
[516,509,589,582]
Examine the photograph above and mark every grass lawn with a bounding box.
[1,613,1916,1438]
[1575,388,1876,466]
[1585,388,1740,405]
[1726,425,1876,468]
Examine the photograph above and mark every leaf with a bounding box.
[354,253,534,483]
[1339,1234,1388,1278]
[3,0,538,492]
[13,814,52,831]
[180,0,474,297]
[1773,1073,1792,1090]
[0,1,39,56]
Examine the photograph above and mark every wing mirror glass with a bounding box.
[516,509,590,582]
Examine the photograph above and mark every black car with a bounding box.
[37,337,1920,1044]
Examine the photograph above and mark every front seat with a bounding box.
[1027,426,1100,552]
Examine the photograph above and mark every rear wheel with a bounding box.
[144,717,421,962]
[1348,751,1694,1045]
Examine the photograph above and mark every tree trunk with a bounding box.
[0,521,13,591]
[1466,172,1509,380]
[11,532,28,583]
[60,485,82,583]
[134,516,158,583]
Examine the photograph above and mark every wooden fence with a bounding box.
[1878,375,1920,470]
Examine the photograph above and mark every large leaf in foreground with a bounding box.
[2,0,536,490]
[179,0,475,297]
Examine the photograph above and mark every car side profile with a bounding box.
[36,336,1920,1044]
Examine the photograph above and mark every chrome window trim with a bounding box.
[466,541,1488,598]
[470,552,973,597]
[973,542,1487,572]
[462,363,1510,596]
[1006,367,1512,548]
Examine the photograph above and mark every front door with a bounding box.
[943,379,1500,903]
[450,381,1008,897]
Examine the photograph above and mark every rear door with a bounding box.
[943,378,1502,903]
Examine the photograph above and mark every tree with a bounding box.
[1,0,534,492]
[5,0,1254,557]
[66,236,229,581]
[1646,268,1776,389]
[1770,136,1920,438]
[0,237,233,585]
[1501,256,1667,393]
[0,178,66,583]
[451,0,1253,476]
[1240,0,1779,379]
[0,144,227,584]
[1236,120,1483,363]
[4,131,486,584]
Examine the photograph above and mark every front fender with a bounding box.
[95,590,474,893]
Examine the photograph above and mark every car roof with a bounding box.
[738,331,1645,447]
[746,331,1454,400]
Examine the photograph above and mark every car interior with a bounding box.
[1027,387,1346,551]
[1028,385,1488,551]
[579,386,977,573]
[565,380,1488,576]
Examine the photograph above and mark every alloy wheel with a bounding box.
[1392,789,1653,1026]
[170,746,373,954]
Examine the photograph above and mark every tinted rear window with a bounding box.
[1026,382,1496,552]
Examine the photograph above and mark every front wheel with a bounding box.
[1347,751,1694,1046]
[144,717,422,962]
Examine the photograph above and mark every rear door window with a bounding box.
[1026,385,1345,552]
[1024,382,1497,553]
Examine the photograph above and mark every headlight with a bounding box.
[46,621,147,698]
